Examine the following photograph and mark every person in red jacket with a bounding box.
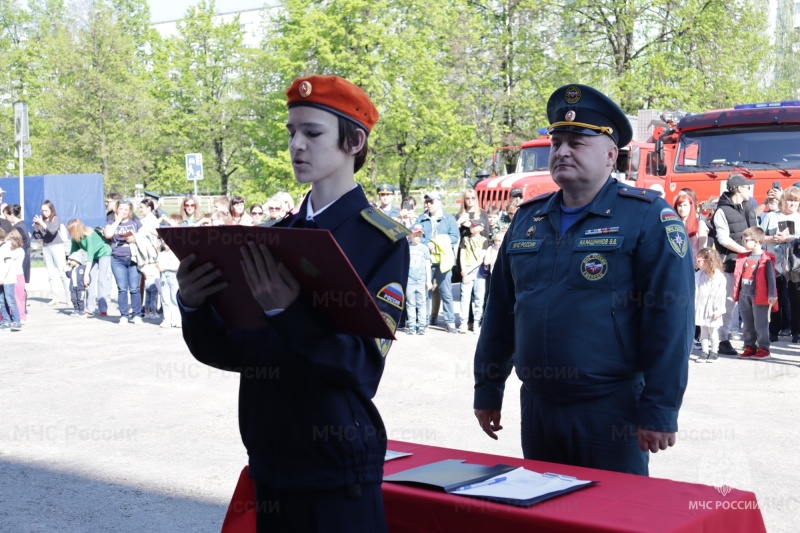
[733,226,778,360]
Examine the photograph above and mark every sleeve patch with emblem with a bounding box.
[376,312,396,357]
[665,224,688,258]
[377,282,404,310]
[660,208,681,223]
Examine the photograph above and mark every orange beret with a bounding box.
[286,75,379,133]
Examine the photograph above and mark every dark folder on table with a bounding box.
[384,459,595,507]
[157,226,394,339]
[384,459,517,493]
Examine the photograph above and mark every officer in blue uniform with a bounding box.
[177,75,410,532]
[474,84,694,476]
[377,183,400,219]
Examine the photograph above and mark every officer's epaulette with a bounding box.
[617,186,659,203]
[520,191,556,207]
[360,207,410,242]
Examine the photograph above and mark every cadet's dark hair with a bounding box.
[338,117,369,173]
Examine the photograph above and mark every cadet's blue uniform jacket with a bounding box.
[181,186,410,490]
[474,178,694,433]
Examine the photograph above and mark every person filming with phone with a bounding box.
[760,185,800,343]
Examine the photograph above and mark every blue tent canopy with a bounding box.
[0,174,105,234]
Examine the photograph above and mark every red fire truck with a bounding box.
[476,101,800,210]
[652,101,800,204]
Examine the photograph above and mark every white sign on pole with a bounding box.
[185,153,204,181]
[14,102,29,143]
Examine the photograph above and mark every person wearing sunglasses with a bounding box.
[249,204,265,225]
[180,195,203,226]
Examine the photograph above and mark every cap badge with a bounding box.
[565,110,576,122]
[299,81,313,98]
[565,86,582,104]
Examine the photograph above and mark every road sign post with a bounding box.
[14,102,29,218]
[185,153,204,197]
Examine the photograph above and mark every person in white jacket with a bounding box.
[693,247,728,363]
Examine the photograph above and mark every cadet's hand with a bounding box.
[637,428,676,453]
[241,242,300,312]
[176,253,227,308]
[475,409,503,440]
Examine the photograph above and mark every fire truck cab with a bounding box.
[654,101,800,205]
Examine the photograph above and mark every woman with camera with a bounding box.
[32,200,70,305]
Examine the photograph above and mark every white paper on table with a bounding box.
[385,450,413,462]
[450,467,592,500]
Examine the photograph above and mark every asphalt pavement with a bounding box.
[1,267,798,532]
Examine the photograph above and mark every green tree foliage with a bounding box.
[552,0,771,113]
[0,0,792,201]
[149,0,250,195]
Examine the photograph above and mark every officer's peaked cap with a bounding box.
[547,84,632,148]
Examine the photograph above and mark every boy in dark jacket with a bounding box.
[176,75,409,532]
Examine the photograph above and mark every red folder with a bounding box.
[220,466,256,533]
[158,226,395,339]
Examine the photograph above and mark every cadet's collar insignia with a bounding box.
[585,227,619,235]
[565,85,582,104]
[299,80,312,98]
[526,225,536,238]
[581,253,608,281]
[665,223,688,258]
[565,110,576,122]
[376,312,396,357]
[377,283,404,310]
[660,208,681,223]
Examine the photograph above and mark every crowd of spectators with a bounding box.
[0,189,302,329]
[14,178,800,346]
[372,184,512,334]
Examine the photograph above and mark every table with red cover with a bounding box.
[383,440,766,533]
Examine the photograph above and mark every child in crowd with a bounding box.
[458,219,489,333]
[0,229,24,330]
[406,224,432,335]
[486,206,501,239]
[692,248,726,363]
[158,214,182,328]
[734,227,778,360]
[66,250,88,317]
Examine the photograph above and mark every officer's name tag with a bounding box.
[574,236,624,251]
[508,239,543,253]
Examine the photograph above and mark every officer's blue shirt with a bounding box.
[474,178,694,433]
[180,185,410,490]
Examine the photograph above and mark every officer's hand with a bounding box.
[241,242,300,312]
[475,409,503,440]
[637,428,676,453]
[176,253,227,308]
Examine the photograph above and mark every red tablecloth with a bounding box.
[383,440,767,533]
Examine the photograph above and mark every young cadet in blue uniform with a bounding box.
[474,84,695,476]
[176,75,410,532]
